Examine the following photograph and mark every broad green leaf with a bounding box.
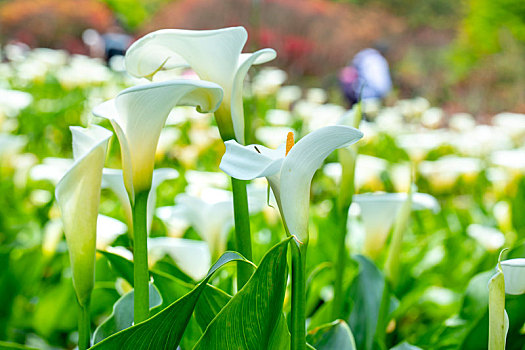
[346,255,386,350]
[194,284,231,331]
[307,320,357,350]
[193,238,291,350]
[460,271,492,320]
[390,342,422,350]
[99,249,194,308]
[268,313,291,350]
[93,283,162,344]
[99,250,135,286]
[91,251,248,349]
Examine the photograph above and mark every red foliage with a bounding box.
[142,0,404,77]
[0,0,114,52]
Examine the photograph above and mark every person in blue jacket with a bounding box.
[339,46,392,107]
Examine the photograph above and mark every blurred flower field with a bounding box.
[1,37,525,350]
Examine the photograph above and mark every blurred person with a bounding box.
[83,24,132,62]
[339,45,392,108]
[102,25,132,62]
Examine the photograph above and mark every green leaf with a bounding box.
[460,270,492,320]
[390,342,423,350]
[268,313,291,350]
[90,251,248,349]
[99,249,195,308]
[194,284,231,331]
[193,238,291,349]
[93,283,162,344]
[99,250,135,286]
[346,255,386,350]
[307,320,357,350]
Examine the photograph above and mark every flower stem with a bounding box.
[332,146,356,320]
[384,187,413,286]
[291,240,307,350]
[376,280,391,347]
[78,300,90,350]
[231,177,253,289]
[132,190,150,324]
[332,208,349,320]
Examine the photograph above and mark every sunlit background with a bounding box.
[1,0,525,349]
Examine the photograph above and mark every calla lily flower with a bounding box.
[147,237,211,281]
[157,185,266,260]
[101,167,178,233]
[29,157,73,185]
[55,125,112,306]
[124,26,276,143]
[96,215,127,250]
[466,224,505,252]
[500,259,525,295]
[92,79,223,200]
[352,192,440,258]
[220,125,363,242]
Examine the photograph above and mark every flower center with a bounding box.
[286,132,294,156]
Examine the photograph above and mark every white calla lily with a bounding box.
[156,185,266,260]
[125,26,276,143]
[147,237,211,281]
[500,259,525,295]
[102,167,178,234]
[96,214,127,250]
[467,224,505,252]
[55,125,112,306]
[29,157,73,185]
[353,192,440,258]
[93,79,222,200]
[220,125,363,241]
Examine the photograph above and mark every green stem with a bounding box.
[132,190,150,324]
[231,177,253,289]
[384,188,413,287]
[332,146,356,320]
[78,300,91,350]
[291,240,307,350]
[332,208,349,320]
[376,280,391,348]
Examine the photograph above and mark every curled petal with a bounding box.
[281,125,363,241]
[55,125,112,306]
[231,48,277,143]
[220,140,284,180]
[93,80,222,198]
[125,27,247,90]
[500,259,525,295]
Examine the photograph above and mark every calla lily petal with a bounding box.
[231,48,277,143]
[55,125,112,306]
[353,191,439,258]
[93,80,222,199]
[96,214,127,250]
[148,237,211,281]
[126,27,247,88]
[500,259,525,295]
[220,141,285,180]
[280,125,363,240]
[125,27,275,143]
